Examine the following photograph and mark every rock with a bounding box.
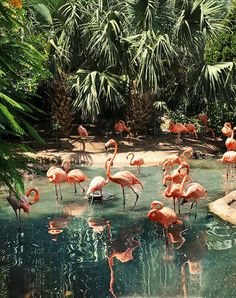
[209,190,236,224]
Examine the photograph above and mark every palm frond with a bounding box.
[72,69,126,121]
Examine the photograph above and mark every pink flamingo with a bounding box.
[126,152,144,174]
[180,175,207,217]
[169,122,189,143]
[86,175,109,204]
[161,147,193,170]
[77,125,88,137]
[225,127,236,151]
[163,161,190,185]
[114,120,130,139]
[218,151,236,178]
[105,157,143,210]
[61,160,87,194]
[222,122,233,137]
[164,174,190,213]
[105,138,118,165]
[47,166,67,201]
[198,113,215,138]
[185,123,198,139]
[148,201,182,244]
[7,188,40,229]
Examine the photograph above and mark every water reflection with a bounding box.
[107,224,142,297]
[175,227,208,297]
[1,165,236,297]
[7,265,41,298]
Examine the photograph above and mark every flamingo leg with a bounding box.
[137,166,140,175]
[55,184,59,202]
[78,183,86,194]
[226,164,230,179]
[190,201,197,216]
[59,184,63,201]
[178,200,181,214]
[74,183,77,194]
[130,186,139,210]
[122,187,126,211]
[173,197,176,210]
[15,210,21,230]
[194,202,198,219]
[90,193,94,206]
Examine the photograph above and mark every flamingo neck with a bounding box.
[127,153,134,165]
[152,201,163,210]
[164,177,173,196]
[106,159,112,180]
[110,141,118,165]
[26,188,39,205]
[179,175,189,195]
[62,161,71,173]
[182,149,192,160]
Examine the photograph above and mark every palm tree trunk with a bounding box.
[128,80,155,135]
[48,74,74,137]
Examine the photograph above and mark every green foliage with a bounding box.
[27,0,235,128]
[0,2,46,192]
[205,0,236,63]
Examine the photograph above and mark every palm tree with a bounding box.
[27,0,235,134]
[0,2,45,192]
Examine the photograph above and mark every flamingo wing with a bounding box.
[67,169,87,182]
[87,176,106,194]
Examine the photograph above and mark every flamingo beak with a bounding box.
[105,145,108,151]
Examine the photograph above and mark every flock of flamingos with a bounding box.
[6,114,236,244]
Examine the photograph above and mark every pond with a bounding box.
[1,161,236,297]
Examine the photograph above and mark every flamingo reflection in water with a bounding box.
[48,202,88,241]
[175,228,208,298]
[107,224,142,298]
[87,219,142,298]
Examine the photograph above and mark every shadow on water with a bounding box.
[1,163,236,297]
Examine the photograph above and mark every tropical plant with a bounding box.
[27,0,235,134]
[0,1,46,192]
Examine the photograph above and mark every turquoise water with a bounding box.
[1,162,236,297]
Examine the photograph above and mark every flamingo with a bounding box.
[185,123,198,139]
[61,160,87,194]
[105,138,118,165]
[180,175,207,217]
[163,161,190,185]
[161,147,193,170]
[126,152,144,174]
[148,201,182,244]
[218,151,236,178]
[169,122,189,143]
[78,125,88,137]
[164,174,190,213]
[47,166,67,201]
[222,122,233,137]
[86,175,109,204]
[197,113,215,139]
[6,188,40,229]
[105,157,143,210]
[114,120,130,139]
[225,127,236,151]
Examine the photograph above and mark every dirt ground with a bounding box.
[25,130,226,169]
